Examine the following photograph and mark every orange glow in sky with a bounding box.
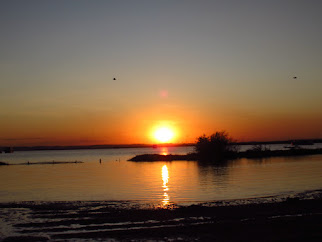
[1,2,322,146]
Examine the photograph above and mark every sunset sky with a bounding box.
[1,0,322,146]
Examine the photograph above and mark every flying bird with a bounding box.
[293,76,297,79]
[113,78,116,80]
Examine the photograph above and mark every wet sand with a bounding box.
[1,191,322,241]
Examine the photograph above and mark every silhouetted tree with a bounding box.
[195,131,238,161]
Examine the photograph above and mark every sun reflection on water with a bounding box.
[161,164,169,206]
[161,147,168,155]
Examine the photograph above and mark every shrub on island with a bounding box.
[195,131,239,161]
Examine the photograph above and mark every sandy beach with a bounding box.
[1,190,322,241]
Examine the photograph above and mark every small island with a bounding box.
[129,132,322,162]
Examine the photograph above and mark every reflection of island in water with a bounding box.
[162,165,169,206]
[197,161,230,189]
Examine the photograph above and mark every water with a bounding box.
[1,144,322,204]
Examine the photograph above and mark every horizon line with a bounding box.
[1,138,322,151]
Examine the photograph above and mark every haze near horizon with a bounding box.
[1,0,322,146]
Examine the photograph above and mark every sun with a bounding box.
[154,127,174,143]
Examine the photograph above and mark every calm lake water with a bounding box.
[1,144,322,205]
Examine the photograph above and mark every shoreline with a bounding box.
[1,188,321,208]
[1,190,322,241]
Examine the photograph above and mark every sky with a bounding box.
[1,0,322,146]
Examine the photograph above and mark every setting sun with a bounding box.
[154,127,174,143]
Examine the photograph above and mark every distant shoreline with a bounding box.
[1,139,322,152]
[1,143,194,152]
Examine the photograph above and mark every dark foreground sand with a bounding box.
[1,191,322,241]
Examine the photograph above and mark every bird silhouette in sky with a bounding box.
[113,78,116,80]
[293,76,297,79]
